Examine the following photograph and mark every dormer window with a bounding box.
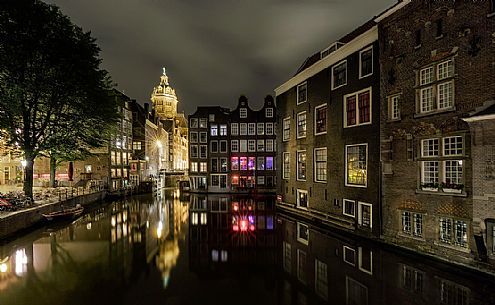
[240,108,247,118]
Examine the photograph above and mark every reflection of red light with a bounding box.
[233,205,238,211]
[248,206,252,211]
[233,225,239,231]
[249,225,255,231]
[240,220,248,231]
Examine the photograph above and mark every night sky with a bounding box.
[45,0,394,115]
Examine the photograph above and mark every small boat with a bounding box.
[42,205,84,221]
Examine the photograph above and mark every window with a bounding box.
[231,157,239,170]
[435,19,443,38]
[248,139,256,152]
[314,148,327,182]
[248,123,255,135]
[415,29,421,47]
[240,123,247,135]
[388,94,400,120]
[439,218,468,247]
[257,156,265,170]
[344,88,371,127]
[220,140,227,153]
[257,139,264,152]
[266,139,274,152]
[346,277,368,305]
[297,249,307,284]
[346,144,367,187]
[240,108,247,118]
[358,247,373,275]
[190,132,198,143]
[283,117,290,141]
[402,265,424,293]
[190,145,198,158]
[200,145,207,158]
[190,162,198,172]
[297,111,307,138]
[343,199,355,217]
[132,141,142,150]
[297,222,309,245]
[248,157,256,170]
[283,152,290,179]
[211,158,218,172]
[257,123,264,135]
[199,132,207,143]
[297,189,308,208]
[402,211,423,237]
[220,158,227,172]
[240,157,247,170]
[359,46,373,78]
[231,140,239,152]
[332,60,347,89]
[417,59,455,114]
[210,141,218,153]
[420,136,464,192]
[297,82,307,104]
[266,123,274,135]
[190,118,198,128]
[266,108,274,118]
[200,162,207,172]
[440,280,470,305]
[315,259,328,300]
[231,123,238,135]
[257,176,265,185]
[358,202,372,229]
[266,157,274,170]
[315,104,327,135]
[219,124,227,136]
[199,118,207,128]
[297,151,306,181]
[239,140,247,152]
[283,242,292,273]
[343,246,356,266]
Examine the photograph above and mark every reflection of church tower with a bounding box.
[151,68,179,120]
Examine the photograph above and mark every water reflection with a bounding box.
[0,191,493,305]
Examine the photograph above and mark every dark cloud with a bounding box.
[45,0,394,115]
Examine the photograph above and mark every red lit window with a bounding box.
[240,157,248,171]
[358,91,370,123]
[231,157,239,170]
[346,96,356,126]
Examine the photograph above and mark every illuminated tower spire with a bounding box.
[151,67,178,119]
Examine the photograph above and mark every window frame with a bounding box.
[297,111,307,139]
[359,46,373,79]
[283,117,291,142]
[388,94,401,121]
[296,189,308,209]
[231,123,239,136]
[314,147,327,183]
[297,82,307,105]
[331,60,347,90]
[358,201,373,229]
[297,222,309,245]
[343,199,356,218]
[345,143,368,188]
[344,87,372,128]
[297,150,307,181]
[283,152,290,180]
[240,108,247,118]
[231,140,239,152]
[314,103,327,135]
[266,108,274,118]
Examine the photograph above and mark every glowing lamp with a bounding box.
[240,220,248,231]
[249,225,255,231]
[233,225,239,231]
[21,160,27,167]
[0,263,7,273]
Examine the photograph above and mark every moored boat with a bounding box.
[42,205,83,221]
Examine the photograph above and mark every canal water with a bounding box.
[0,189,494,305]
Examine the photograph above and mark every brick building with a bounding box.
[379,0,495,262]
[275,19,382,237]
[188,96,277,193]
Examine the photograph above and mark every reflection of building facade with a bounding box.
[275,19,381,237]
[188,194,276,275]
[151,69,188,172]
[0,153,23,185]
[188,96,277,193]
[278,215,495,305]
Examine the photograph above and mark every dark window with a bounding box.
[491,0,495,13]
[360,48,373,77]
[415,29,421,47]
[332,61,347,88]
[436,19,443,37]
[346,96,357,126]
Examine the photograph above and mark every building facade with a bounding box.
[150,69,188,172]
[188,96,277,193]
[379,0,495,262]
[275,21,381,238]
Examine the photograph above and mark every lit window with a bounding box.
[315,104,327,134]
[358,202,372,229]
[402,211,423,237]
[266,157,274,170]
[231,157,239,170]
[314,148,327,182]
[239,140,247,152]
[199,162,207,172]
[297,82,307,104]
[257,123,264,135]
[132,141,142,150]
[248,157,256,170]
[439,218,468,248]
[344,88,371,127]
[257,156,265,170]
[332,60,347,89]
[297,151,306,181]
[240,157,247,171]
[190,162,198,172]
[359,46,373,78]
[283,117,290,141]
[219,124,227,136]
[346,144,367,187]
[297,111,307,138]
[296,189,308,208]
[283,152,290,179]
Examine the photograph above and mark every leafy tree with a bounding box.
[0,0,119,198]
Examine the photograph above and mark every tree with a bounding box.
[0,0,119,198]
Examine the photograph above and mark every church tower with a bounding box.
[151,68,178,120]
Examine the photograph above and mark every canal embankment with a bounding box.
[0,189,106,240]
